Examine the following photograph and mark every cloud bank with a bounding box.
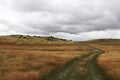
[0,0,120,40]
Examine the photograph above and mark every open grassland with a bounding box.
[84,39,120,80]
[97,51,120,80]
[0,35,89,80]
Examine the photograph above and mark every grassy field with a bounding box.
[84,39,120,80]
[0,35,74,45]
[0,35,89,80]
[1,35,119,80]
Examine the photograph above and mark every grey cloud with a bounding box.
[11,0,120,34]
[0,0,120,40]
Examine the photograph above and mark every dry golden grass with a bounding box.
[0,35,74,45]
[0,43,88,51]
[97,52,120,80]
[0,41,88,80]
[4,71,39,80]
[84,39,120,80]
[86,44,120,51]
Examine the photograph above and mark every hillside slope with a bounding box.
[0,35,73,45]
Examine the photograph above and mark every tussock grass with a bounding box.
[84,39,120,80]
[0,46,87,80]
[4,71,39,80]
[0,35,73,45]
[97,52,120,80]
[0,35,89,80]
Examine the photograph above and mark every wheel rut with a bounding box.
[41,43,109,80]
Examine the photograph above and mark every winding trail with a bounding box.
[41,43,109,80]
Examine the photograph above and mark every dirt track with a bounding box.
[41,43,109,80]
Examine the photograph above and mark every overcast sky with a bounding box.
[0,0,120,41]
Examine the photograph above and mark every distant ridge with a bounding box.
[82,38,120,45]
[83,38,120,42]
[0,35,74,45]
